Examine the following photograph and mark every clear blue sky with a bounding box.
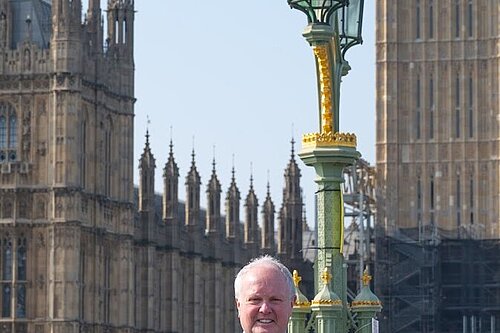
[132,1,376,227]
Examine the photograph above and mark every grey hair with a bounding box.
[234,255,295,301]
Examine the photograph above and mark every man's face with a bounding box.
[236,265,294,333]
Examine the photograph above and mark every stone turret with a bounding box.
[163,139,179,222]
[0,0,11,49]
[261,180,276,254]
[244,173,259,255]
[185,149,201,230]
[85,0,103,55]
[206,157,222,234]
[279,139,303,259]
[106,0,134,96]
[138,130,156,213]
[225,167,240,240]
[51,0,82,73]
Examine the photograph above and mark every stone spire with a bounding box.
[278,139,303,259]
[261,178,275,253]
[138,130,156,212]
[206,156,222,234]
[163,139,179,221]
[244,170,259,249]
[185,148,201,228]
[86,0,104,55]
[225,165,240,240]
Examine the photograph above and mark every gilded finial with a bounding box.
[320,267,332,285]
[362,267,372,286]
[293,270,302,287]
[351,266,382,309]
[312,266,342,306]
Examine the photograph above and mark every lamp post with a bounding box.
[286,0,381,332]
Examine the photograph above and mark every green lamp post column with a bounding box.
[286,0,367,331]
[299,122,360,330]
[287,0,365,289]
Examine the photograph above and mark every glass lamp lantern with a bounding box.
[337,0,365,55]
[287,0,348,24]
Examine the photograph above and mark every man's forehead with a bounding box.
[242,267,288,290]
[245,265,283,279]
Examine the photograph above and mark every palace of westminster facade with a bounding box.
[0,0,314,332]
[2,0,500,332]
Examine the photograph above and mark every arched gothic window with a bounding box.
[0,103,17,162]
[1,236,26,318]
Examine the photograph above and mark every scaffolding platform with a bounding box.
[376,229,500,332]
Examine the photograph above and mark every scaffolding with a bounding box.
[342,158,377,298]
[440,239,500,332]
[376,228,500,333]
[338,158,500,332]
[375,228,439,332]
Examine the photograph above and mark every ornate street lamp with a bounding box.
[337,0,364,55]
[287,0,364,52]
[288,0,347,24]
[285,0,380,332]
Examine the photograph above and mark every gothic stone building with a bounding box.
[0,1,312,332]
[375,1,500,331]
[376,0,500,240]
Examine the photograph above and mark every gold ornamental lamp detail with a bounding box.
[292,270,311,308]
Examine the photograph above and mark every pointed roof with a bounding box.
[285,138,301,177]
[207,156,221,192]
[263,180,275,212]
[245,173,258,206]
[226,166,240,200]
[139,130,155,169]
[185,148,201,185]
[9,0,51,49]
[163,139,179,177]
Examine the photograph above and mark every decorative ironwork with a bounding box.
[287,0,347,24]
[337,0,365,56]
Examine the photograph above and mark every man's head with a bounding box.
[234,255,295,333]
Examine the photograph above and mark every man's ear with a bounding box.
[290,295,297,307]
[235,298,242,317]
